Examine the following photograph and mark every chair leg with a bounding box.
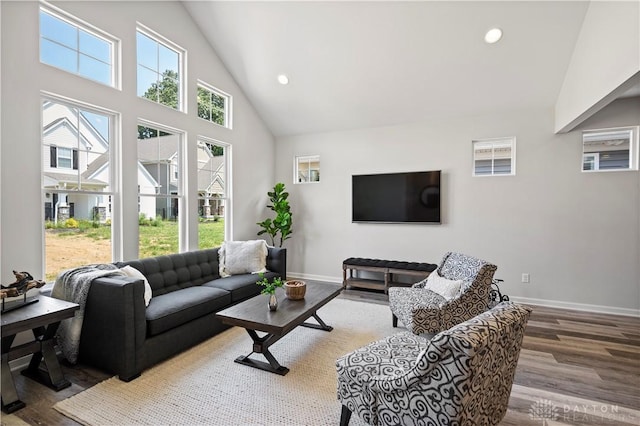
[392,314,398,328]
[340,405,352,426]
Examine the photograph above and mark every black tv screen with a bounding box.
[352,170,441,223]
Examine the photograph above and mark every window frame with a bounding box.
[136,23,186,112]
[581,126,638,173]
[197,81,233,129]
[472,137,516,177]
[41,92,120,277]
[39,2,120,89]
[294,155,321,184]
[197,136,231,245]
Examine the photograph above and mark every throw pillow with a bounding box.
[425,272,463,301]
[219,240,268,277]
[120,265,152,306]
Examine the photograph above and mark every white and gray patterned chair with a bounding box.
[388,252,497,335]
[336,301,531,426]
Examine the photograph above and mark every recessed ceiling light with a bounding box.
[277,74,289,85]
[484,28,503,44]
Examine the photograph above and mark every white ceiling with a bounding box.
[183,1,591,137]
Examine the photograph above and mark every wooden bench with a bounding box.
[342,258,437,294]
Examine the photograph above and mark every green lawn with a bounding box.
[139,220,226,256]
[49,220,225,258]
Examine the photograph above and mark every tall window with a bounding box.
[582,127,638,172]
[42,97,115,281]
[472,137,516,176]
[197,82,232,128]
[137,123,183,257]
[136,26,184,111]
[197,138,229,249]
[39,5,117,87]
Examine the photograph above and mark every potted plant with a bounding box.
[256,183,292,247]
[257,273,284,311]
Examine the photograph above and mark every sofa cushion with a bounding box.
[204,271,278,303]
[145,286,231,337]
[219,240,268,277]
[125,249,220,296]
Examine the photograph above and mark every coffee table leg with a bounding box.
[234,329,289,376]
[301,312,333,331]
[1,335,26,414]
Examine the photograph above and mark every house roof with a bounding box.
[43,172,107,189]
[137,134,181,162]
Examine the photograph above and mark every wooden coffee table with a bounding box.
[1,296,79,413]
[216,283,342,375]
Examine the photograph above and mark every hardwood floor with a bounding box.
[2,288,639,425]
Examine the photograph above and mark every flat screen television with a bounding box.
[352,170,441,223]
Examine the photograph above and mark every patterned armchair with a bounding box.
[336,302,531,426]
[388,252,497,335]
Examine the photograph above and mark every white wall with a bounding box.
[0,1,275,281]
[277,98,640,315]
[555,0,640,133]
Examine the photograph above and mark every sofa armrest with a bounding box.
[266,247,287,279]
[79,276,146,381]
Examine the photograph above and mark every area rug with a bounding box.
[54,298,395,425]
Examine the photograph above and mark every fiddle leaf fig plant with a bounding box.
[257,182,292,247]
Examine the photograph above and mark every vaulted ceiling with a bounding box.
[183,1,592,137]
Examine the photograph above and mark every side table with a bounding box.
[1,296,79,413]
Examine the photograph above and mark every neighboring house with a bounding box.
[197,145,225,218]
[43,102,158,222]
[137,135,225,219]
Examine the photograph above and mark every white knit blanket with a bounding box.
[52,264,125,364]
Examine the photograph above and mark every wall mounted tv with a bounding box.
[352,170,441,223]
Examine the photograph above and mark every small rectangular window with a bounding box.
[582,127,638,172]
[136,25,185,111]
[295,155,320,184]
[40,5,117,87]
[472,137,515,176]
[197,82,232,128]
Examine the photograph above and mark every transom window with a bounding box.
[295,155,320,183]
[582,127,638,172]
[39,6,117,87]
[136,26,184,111]
[472,137,516,176]
[197,82,232,128]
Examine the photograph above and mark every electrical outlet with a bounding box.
[522,273,530,283]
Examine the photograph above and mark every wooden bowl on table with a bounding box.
[284,280,306,300]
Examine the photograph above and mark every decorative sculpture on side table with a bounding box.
[1,270,46,312]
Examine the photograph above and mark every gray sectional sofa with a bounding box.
[77,246,286,381]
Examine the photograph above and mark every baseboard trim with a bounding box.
[289,272,640,317]
[287,272,342,284]
[508,296,640,318]
[8,354,33,372]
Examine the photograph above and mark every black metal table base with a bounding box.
[236,312,333,375]
[2,321,70,413]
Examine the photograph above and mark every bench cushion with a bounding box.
[343,257,437,272]
[146,286,230,336]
